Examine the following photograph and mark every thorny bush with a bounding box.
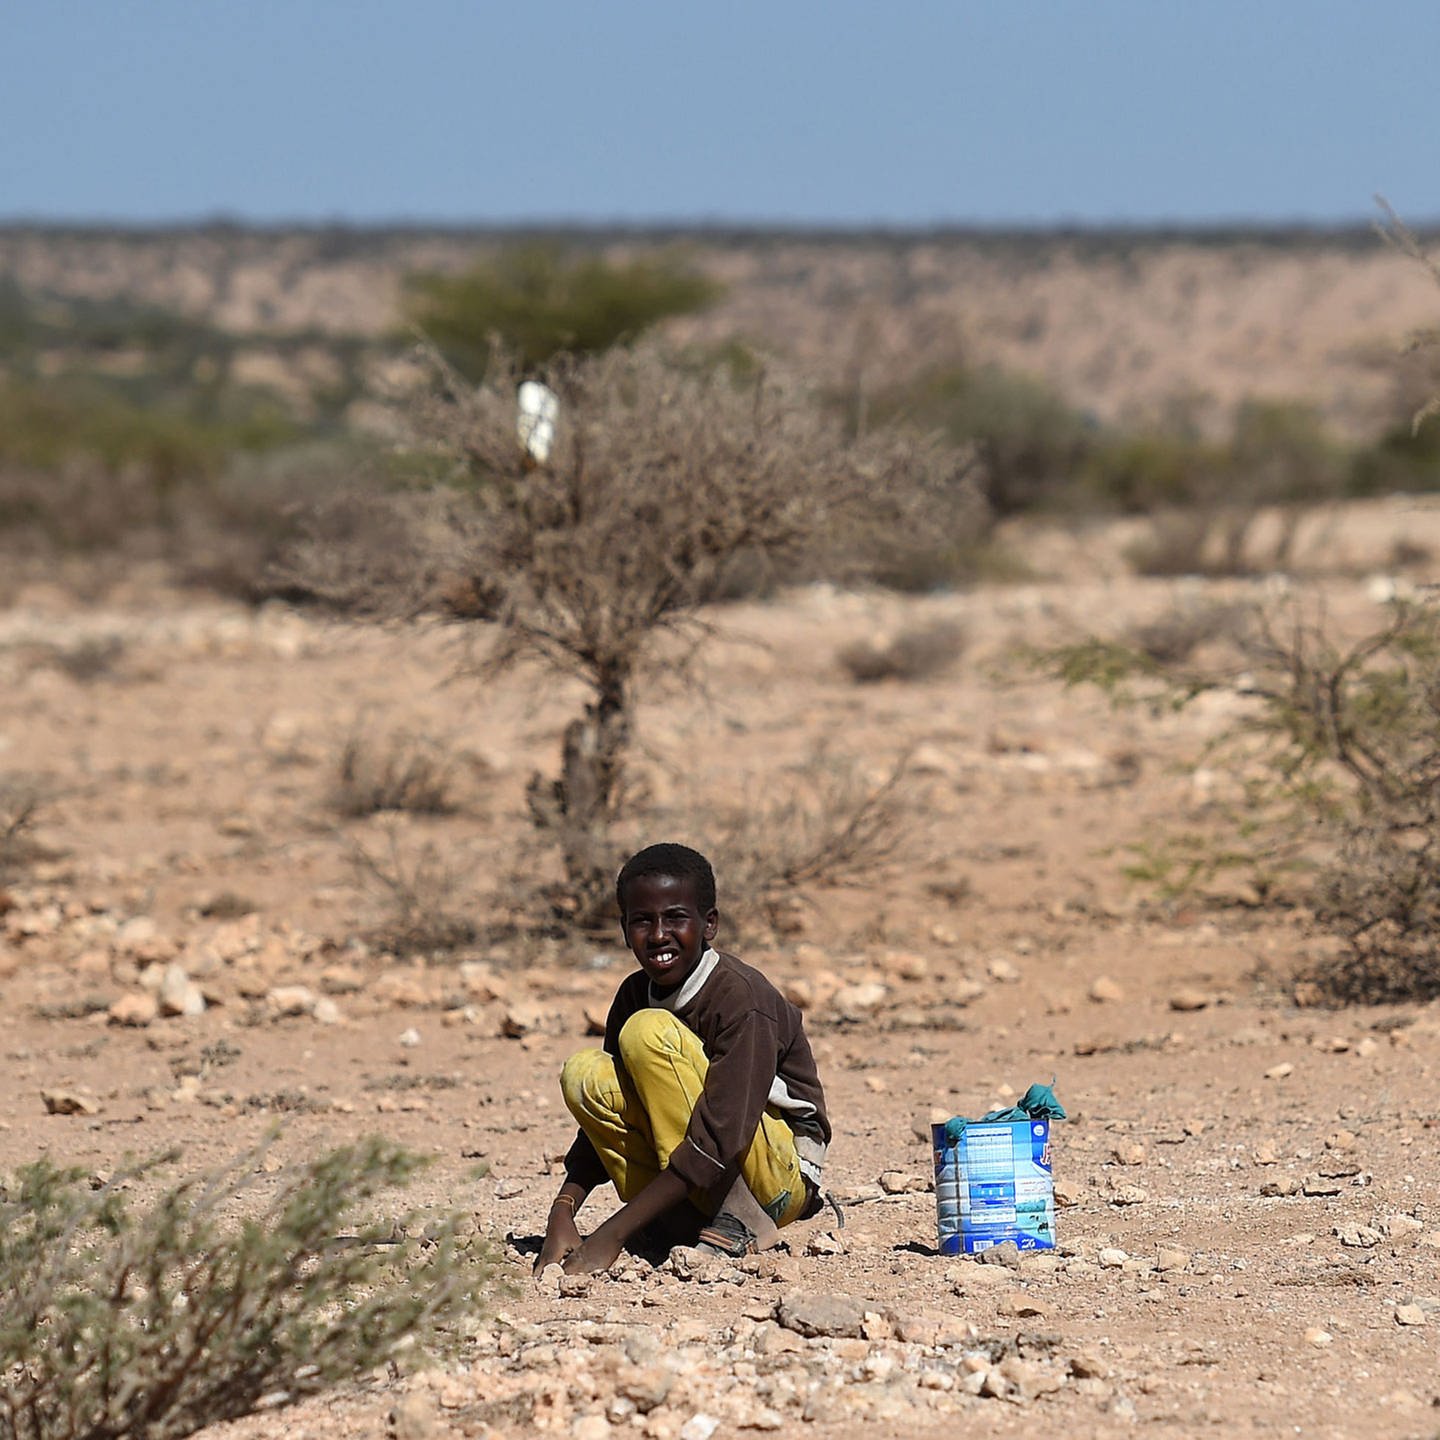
[1048,594,1440,1003]
[0,1137,490,1440]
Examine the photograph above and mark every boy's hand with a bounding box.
[533,1209,582,1276]
[561,1225,625,1275]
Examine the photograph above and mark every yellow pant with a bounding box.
[560,1009,807,1226]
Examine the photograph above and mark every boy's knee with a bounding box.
[560,1047,610,1118]
[616,1008,684,1065]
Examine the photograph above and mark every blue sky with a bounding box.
[5,1,1437,227]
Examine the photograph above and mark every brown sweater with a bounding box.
[564,948,831,1194]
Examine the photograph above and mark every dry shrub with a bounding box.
[836,619,966,683]
[391,342,974,926]
[0,1137,489,1440]
[33,637,127,684]
[1055,593,1440,1004]
[1128,600,1253,666]
[707,755,920,933]
[332,725,461,818]
[0,778,56,880]
[349,822,479,955]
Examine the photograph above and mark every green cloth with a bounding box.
[943,1081,1066,1144]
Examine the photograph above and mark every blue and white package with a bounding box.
[932,1119,1056,1255]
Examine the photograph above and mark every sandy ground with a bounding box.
[2,516,1440,1440]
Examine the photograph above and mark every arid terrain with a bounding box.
[3,493,1440,1439]
[2,224,1435,438]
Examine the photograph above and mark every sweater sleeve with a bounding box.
[666,1006,779,1192]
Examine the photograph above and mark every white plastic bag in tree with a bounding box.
[517,380,559,464]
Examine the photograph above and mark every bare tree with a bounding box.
[397,343,978,924]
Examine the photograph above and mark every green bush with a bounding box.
[0,1137,490,1440]
[868,362,1093,515]
[1048,595,1440,1002]
[403,244,720,377]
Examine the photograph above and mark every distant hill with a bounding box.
[2,223,1435,439]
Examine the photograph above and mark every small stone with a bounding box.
[975,1240,1021,1268]
[1335,1223,1381,1249]
[878,1170,927,1195]
[678,1415,720,1440]
[1000,1292,1055,1318]
[397,1026,422,1048]
[1265,1062,1295,1081]
[1168,988,1211,1012]
[1155,1246,1190,1272]
[42,1089,101,1116]
[158,964,205,1018]
[1261,1175,1301,1197]
[312,997,343,1025]
[777,1291,868,1338]
[1395,1304,1426,1327]
[1109,1184,1148,1206]
[987,957,1020,983]
[1253,1142,1279,1165]
[267,985,317,1017]
[501,1002,545,1038]
[832,981,887,1015]
[1302,1174,1342,1197]
[805,1230,846,1256]
[494,1178,526,1200]
[1303,1327,1333,1347]
[1098,1247,1128,1269]
[1324,1129,1357,1151]
[572,1416,613,1440]
[1355,1036,1380,1059]
[1088,976,1124,1003]
[1110,1141,1146,1166]
[559,1274,592,1298]
[1380,1213,1423,1239]
[108,992,159,1027]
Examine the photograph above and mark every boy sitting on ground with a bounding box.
[536,843,831,1275]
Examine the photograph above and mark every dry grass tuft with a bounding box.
[331,725,462,818]
[836,620,967,683]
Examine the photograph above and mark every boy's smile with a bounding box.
[621,872,718,990]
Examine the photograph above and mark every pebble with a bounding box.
[1098,1247,1129,1269]
[1168,988,1211,1011]
[1108,1184,1148,1206]
[1335,1224,1381,1249]
[397,1026,422,1048]
[777,1291,869,1338]
[878,1170,928,1194]
[1395,1304,1427,1327]
[678,1415,720,1440]
[1089,976,1124,1003]
[987,958,1021,983]
[42,1088,101,1116]
[1303,1327,1333,1347]
[1155,1246,1190,1272]
[108,991,159,1027]
[1261,1176,1302,1197]
[1265,1062,1295,1080]
[158,966,204,1017]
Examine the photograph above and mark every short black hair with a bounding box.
[615,843,717,915]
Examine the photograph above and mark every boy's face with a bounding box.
[620,872,718,991]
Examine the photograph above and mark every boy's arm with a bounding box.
[561,1169,689,1274]
[534,1178,593,1273]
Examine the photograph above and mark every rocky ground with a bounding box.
[3,512,1440,1439]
